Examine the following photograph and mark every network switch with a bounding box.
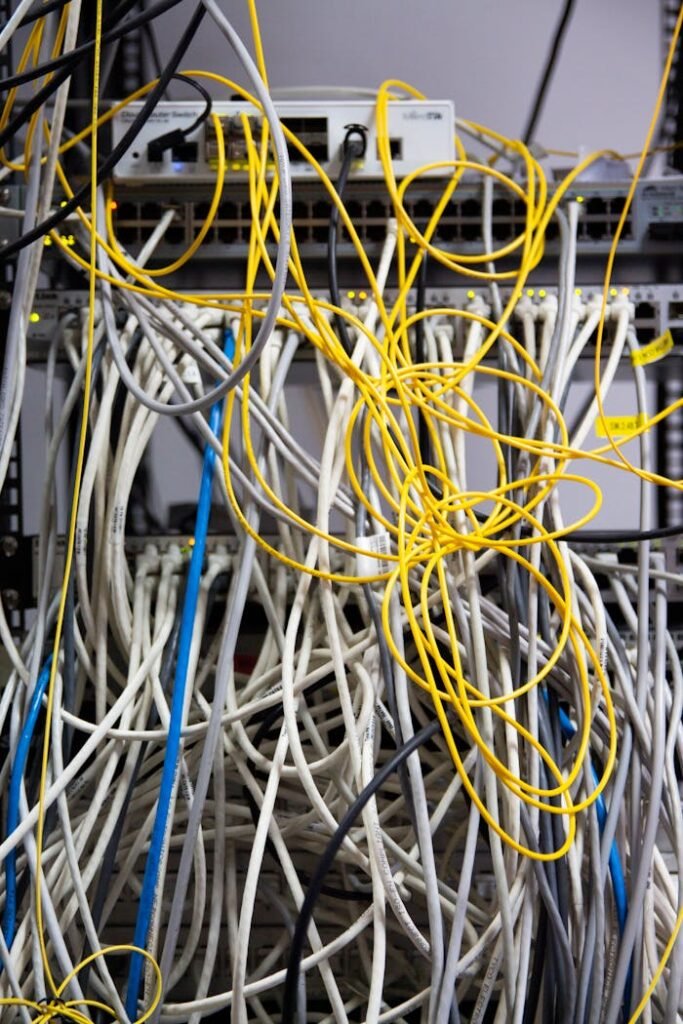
[110,99,455,183]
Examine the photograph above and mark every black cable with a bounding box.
[141,9,165,82]
[474,507,683,545]
[522,903,548,1024]
[18,0,70,28]
[281,717,441,1024]
[327,125,367,356]
[170,75,212,133]
[521,0,578,147]
[146,74,212,161]
[0,3,205,265]
[1,0,182,94]
[565,522,683,544]
[241,675,370,904]
[175,414,206,459]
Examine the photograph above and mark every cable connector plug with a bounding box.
[466,291,490,319]
[147,128,187,163]
[609,291,635,323]
[341,123,367,160]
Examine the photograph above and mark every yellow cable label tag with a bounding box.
[595,413,647,438]
[630,329,674,366]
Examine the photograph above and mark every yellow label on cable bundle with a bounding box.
[630,329,674,366]
[595,413,647,438]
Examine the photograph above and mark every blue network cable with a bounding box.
[125,329,234,1018]
[555,703,631,1009]
[3,655,53,951]
[555,706,627,934]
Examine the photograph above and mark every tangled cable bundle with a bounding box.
[0,1,682,1023]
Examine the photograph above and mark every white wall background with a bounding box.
[151,0,662,156]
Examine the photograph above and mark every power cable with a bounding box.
[0,0,183,94]
[327,125,367,355]
[281,718,441,1024]
[521,0,578,146]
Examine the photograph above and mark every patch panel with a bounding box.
[25,283,683,361]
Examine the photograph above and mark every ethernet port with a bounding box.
[193,201,214,238]
[311,200,331,243]
[141,202,162,221]
[293,200,311,242]
[281,116,328,162]
[195,201,212,221]
[435,200,458,241]
[437,200,460,242]
[340,199,362,241]
[377,138,403,160]
[117,225,138,246]
[218,201,238,220]
[313,200,331,219]
[461,198,481,242]
[492,198,511,240]
[116,202,137,221]
[436,218,457,242]
[366,199,387,241]
[165,225,185,245]
[587,197,607,215]
[217,223,238,243]
[586,220,607,240]
[635,302,655,325]
[586,197,607,240]
[669,301,683,320]
[217,201,238,243]
[113,201,137,247]
[413,198,434,225]
[162,209,184,245]
[606,198,633,239]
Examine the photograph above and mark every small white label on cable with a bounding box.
[111,503,126,543]
[599,635,608,675]
[355,531,391,578]
[181,357,201,385]
[75,525,87,558]
[374,700,396,740]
